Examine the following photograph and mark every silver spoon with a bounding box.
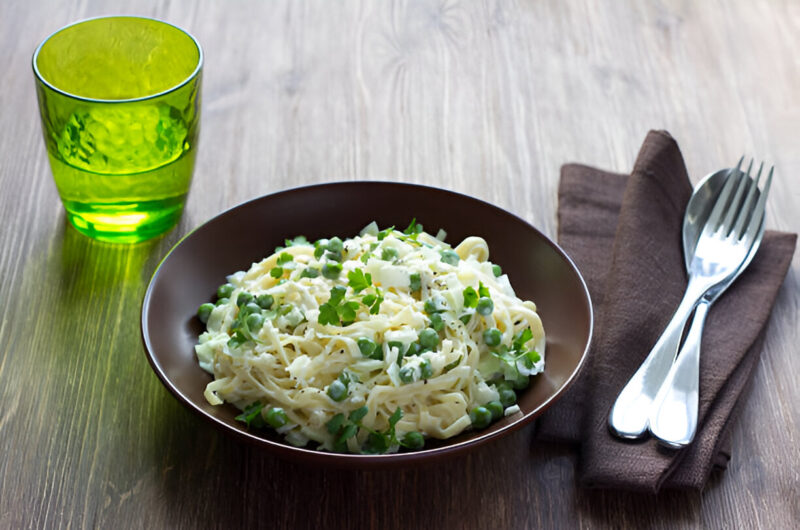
[647,163,768,447]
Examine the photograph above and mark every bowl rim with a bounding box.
[141,180,593,466]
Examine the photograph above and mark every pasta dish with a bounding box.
[194,220,545,453]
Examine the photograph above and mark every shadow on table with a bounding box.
[144,403,713,530]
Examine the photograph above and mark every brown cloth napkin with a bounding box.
[535,130,797,493]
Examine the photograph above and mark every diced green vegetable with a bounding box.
[469,406,492,429]
[401,431,425,450]
[197,303,214,324]
[237,292,254,306]
[381,247,398,261]
[246,313,265,333]
[476,297,494,316]
[420,359,433,379]
[217,283,235,299]
[429,312,444,331]
[483,328,501,346]
[419,328,439,349]
[256,294,274,309]
[486,401,504,420]
[440,250,460,265]
[322,262,342,279]
[266,407,288,428]
[399,366,415,384]
[409,273,421,292]
[327,379,348,401]
[357,337,377,358]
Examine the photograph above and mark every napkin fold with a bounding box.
[536,130,797,493]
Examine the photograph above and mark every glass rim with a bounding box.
[32,15,203,104]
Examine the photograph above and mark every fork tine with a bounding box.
[705,157,743,234]
[720,159,752,237]
[733,161,763,237]
[744,165,773,242]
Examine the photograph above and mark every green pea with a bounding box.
[381,247,398,261]
[256,294,274,309]
[429,313,444,331]
[387,341,406,357]
[492,264,502,277]
[325,250,342,262]
[498,387,517,408]
[486,400,504,420]
[469,406,492,429]
[420,359,433,379]
[237,292,254,307]
[216,297,230,306]
[327,380,347,401]
[399,366,415,384]
[419,328,439,349]
[265,407,288,428]
[440,250,460,265]
[246,313,265,333]
[357,337,377,358]
[512,374,530,390]
[301,267,320,279]
[409,272,421,292]
[197,303,214,324]
[322,262,342,279]
[243,302,261,315]
[402,431,425,450]
[476,297,494,316]
[217,283,236,300]
[270,267,284,278]
[423,296,446,315]
[327,236,343,253]
[483,328,502,346]
[406,343,423,356]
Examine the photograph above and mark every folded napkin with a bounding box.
[535,130,797,493]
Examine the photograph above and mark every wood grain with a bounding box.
[1,0,798,528]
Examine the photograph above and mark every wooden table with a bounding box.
[1,1,797,528]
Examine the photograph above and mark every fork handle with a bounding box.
[648,300,708,447]
[608,281,707,439]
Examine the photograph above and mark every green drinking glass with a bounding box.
[33,16,202,243]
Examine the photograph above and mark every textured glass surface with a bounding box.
[34,17,202,243]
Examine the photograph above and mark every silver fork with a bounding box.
[648,162,772,447]
[608,159,771,439]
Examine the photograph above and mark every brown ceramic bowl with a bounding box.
[141,182,592,466]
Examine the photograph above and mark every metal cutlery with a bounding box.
[608,159,771,440]
[649,161,771,447]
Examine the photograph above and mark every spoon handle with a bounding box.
[608,280,706,439]
[648,300,708,447]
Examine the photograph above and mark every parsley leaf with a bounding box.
[338,301,360,324]
[329,285,347,306]
[349,406,368,423]
[284,235,308,247]
[463,286,478,308]
[326,413,346,434]
[513,328,533,351]
[404,218,423,235]
[277,252,294,266]
[377,226,395,240]
[347,269,372,293]
[478,281,490,298]
[235,402,264,428]
[318,303,340,326]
